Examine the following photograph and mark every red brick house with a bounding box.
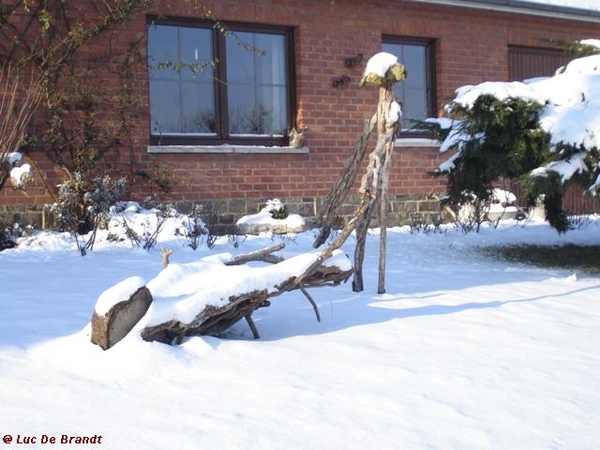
[1,0,599,230]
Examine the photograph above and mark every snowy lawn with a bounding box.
[1,218,599,449]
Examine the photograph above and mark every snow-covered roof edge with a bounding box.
[410,0,600,23]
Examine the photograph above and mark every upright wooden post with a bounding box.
[353,55,404,293]
[311,52,404,293]
[377,83,401,293]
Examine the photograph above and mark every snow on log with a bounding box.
[360,52,406,86]
[94,276,147,316]
[387,101,402,127]
[136,245,352,344]
[91,277,152,350]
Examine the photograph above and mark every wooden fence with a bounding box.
[511,183,600,216]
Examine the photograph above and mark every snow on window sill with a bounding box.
[394,137,439,148]
[147,145,310,154]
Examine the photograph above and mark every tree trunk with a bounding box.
[141,240,355,344]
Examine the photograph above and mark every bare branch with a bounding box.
[299,286,321,322]
[224,242,286,266]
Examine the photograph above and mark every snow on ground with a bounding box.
[1,216,600,449]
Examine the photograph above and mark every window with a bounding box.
[147,20,294,146]
[508,46,573,81]
[382,37,436,134]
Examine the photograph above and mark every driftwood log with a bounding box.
[140,242,353,344]
[141,289,272,344]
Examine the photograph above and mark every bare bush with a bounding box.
[48,172,127,255]
[0,64,44,191]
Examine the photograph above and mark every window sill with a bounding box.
[147,144,310,154]
[394,137,439,148]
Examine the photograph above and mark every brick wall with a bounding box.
[2,0,598,231]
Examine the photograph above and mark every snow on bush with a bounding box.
[433,47,600,189]
[10,163,32,188]
[236,199,305,230]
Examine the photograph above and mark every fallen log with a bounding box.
[141,289,271,344]
[139,246,352,344]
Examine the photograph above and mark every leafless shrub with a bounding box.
[0,64,44,191]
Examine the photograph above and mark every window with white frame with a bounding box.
[147,20,294,146]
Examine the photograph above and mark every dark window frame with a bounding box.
[382,35,437,137]
[147,17,296,147]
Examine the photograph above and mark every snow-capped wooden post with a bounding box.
[354,53,404,293]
